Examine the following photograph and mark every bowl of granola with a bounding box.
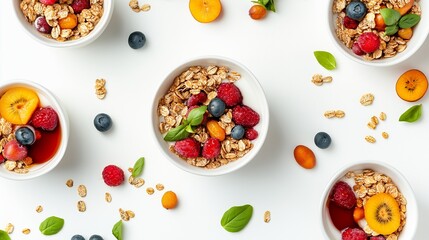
[151,56,269,176]
[13,0,113,48]
[329,0,428,66]
[0,79,69,180]
[320,161,417,240]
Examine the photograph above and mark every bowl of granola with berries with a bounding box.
[13,0,113,48]
[152,56,269,176]
[0,80,69,180]
[320,161,417,240]
[329,0,428,66]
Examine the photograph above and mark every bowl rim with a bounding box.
[150,55,270,176]
[0,79,70,180]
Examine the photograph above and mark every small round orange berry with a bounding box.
[162,191,178,210]
[59,13,78,29]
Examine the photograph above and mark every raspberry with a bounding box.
[352,42,365,56]
[102,165,125,187]
[245,128,259,140]
[343,16,359,29]
[202,138,221,159]
[369,236,386,240]
[217,83,243,107]
[71,0,90,14]
[330,181,357,209]
[174,138,200,158]
[232,105,260,128]
[341,228,367,240]
[39,0,57,5]
[357,32,380,53]
[187,92,207,107]
[31,107,59,131]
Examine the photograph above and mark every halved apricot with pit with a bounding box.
[189,0,222,23]
[396,69,428,102]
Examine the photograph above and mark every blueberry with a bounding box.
[231,125,245,140]
[314,132,331,149]
[89,235,103,240]
[15,126,35,145]
[208,98,226,118]
[128,31,146,49]
[71,235,85,240]
[94,113,112,132]
[346,1,367,21]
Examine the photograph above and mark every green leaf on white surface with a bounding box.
[399,104,422,123]
[314,51,337,70]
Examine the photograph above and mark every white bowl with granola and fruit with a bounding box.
[13,0,113,48]
[329,0,429,66]
[151,56,269,176]
[0,80,69,180]
[320,161,417,240]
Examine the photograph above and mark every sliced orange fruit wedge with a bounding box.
[0,87,40,124]
[189,0,222,23]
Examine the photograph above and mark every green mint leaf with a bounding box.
[164,124,189,141]
[0,230,11,240]
[187,105,207,126]
[380,8,401,26]
[185,124,195,133]
[399,14,421,28]
[314,51,336,70]
[39,216,64,235]
[131,157,145,177]
[221,204,253,232]
[399,104,422,123]
[385,25,399,36]
[112,220,123,240]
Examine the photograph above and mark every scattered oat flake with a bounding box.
[95,78,107,99]
[128,167,133,173]
[156,183,164,191]
[360,93,374,106]
[36,205,43,213]
[119,208,130,221]
[365,136,376,143]
[66,179,74,187]
[146,187,155,195]
[22,228,30,235]
[382,132,389,139]
[126,210,135,218]
[264,211,271,223]
[78,185,87,197]
[5,223,14,234]
[141,3,151,11]
[77,200,86,212]
[105,192,112,203]
[380,112,387,121]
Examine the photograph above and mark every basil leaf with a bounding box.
[187,105,207,126]
[314,51,336,70]
[380,8,401,26]
[385,25,399,36]
[185,124,195,133]
[39,216,64,235]
[399,14,421,28]
[221,204,253,232]
[164,124,189,141]
[399,104,422,122]
[0,230,11,240]
[112,220,123,240]
[266,0,275,12]
[261,0,269,5]
[132,157,145,177]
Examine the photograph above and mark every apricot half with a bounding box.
[189,0,222,23]
[396,69,428,102]
[395,0,414,16]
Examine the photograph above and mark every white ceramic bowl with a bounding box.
[327,0,429,66]
[151,56,269,176]
[0,80,69,180]
[12,0,114,48]
[320,161,417,239]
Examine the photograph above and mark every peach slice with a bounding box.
[189,0,222,23]
[0,87,40,125]
[396,69,428,102]
[395,0,414,16]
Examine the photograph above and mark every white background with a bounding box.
[1,0,429,239]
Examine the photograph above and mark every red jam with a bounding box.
[328,201,358,231]
[27,124,61,164]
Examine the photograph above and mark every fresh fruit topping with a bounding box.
[15,126,36,145]
[343,16,359,29]
[3,140,28,161]
[186,106,208,124]
[249,4,267,20]
[0,87,40,125]
[128,31,146,49]
[369,236,386,240]
[89,235,104,240]
[395,69,428,102]
[230,125,245,140]
[34,16,52,34]
[202,137,221,159]
[174,138,200,158]
[31,107,59,131]
[94,113,112,132]
[398,28,413,40]
[102,165,125,187]
[58,13,78,29]
[71,235,85,240]
[341,227,367,240]
[39,0,57,5]
[375,14,386,31]
[353,207,365,223]
[217,83,243,107]
[71,0,90,14]
[394,0,414,15]
[0,155,5,164]
[352,42,365,56]
[161,191,178,210]
[357,32,380,54]
[245,128,258,140]
[189,0,222,23]
[187,92,207,107]
[330,181,357,209]
[207,98,226,118]
[314,132,331,149]
[206,120,225,141]
[346,1,367,21]
[35,129,42,140]
[364,193,401,235]
[232,105,260,128]
[293,145,316,169]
